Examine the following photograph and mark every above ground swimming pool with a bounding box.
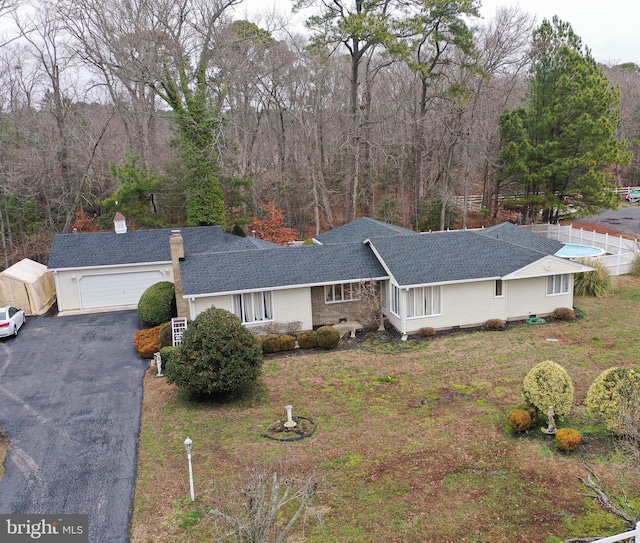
[555,243,606,258]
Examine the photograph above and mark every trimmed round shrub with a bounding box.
[417,327,436,338]
[159,346,178,373]
[523,360,574,417]
[159,322,173,348]
[279,335,296,351]
[587,367,640,435]
[508,408,532,432]
[316,326,340,349]
[556,428,583,452]
[262,334,281,354]
[574,258,613,297]
[159,345,178,361]
[552,307,575,321]
[165,308,263,396]
[138,281,177,327]
[484,319,505,331]
[133,324,163,359]
[297,330,318,349]
[524,405,539,427]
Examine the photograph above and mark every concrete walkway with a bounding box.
[0,311,148,543]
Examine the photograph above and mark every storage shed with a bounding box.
[0,258,56,315]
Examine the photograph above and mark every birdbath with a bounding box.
[284,404,297,429]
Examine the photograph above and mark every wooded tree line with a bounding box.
[0,0,638,267]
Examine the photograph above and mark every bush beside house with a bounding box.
[165,308,263,396]
[316,326,340,349]
[134,325,163,359]
[297,330,318,349]
[138,282,177,327]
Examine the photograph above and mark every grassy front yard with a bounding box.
[131,276,640,543]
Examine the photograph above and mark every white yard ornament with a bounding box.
[284,405,297,429]
[153,352,164,377]
[542,405,557,435]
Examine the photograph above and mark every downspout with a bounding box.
[400,287,408,341]
[52,271,62,312]
[503,279,508,321]
[378,280,385,331]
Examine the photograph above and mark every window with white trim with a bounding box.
[406,286,442,318]
[325,282,361,303]
[233,291,273,323]
[547,274,570,295]
[495,279,503,297]
[390,284,400,316]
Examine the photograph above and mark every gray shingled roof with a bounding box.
[48,226,279,269]
[314,217,418,245]
[181,243,387,296]
[477,222,564,255]
[368,229,555,287]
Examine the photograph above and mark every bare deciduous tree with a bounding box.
[577,462,639,527]
[208,469,320,543]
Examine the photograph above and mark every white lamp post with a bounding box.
[184,437,195,501]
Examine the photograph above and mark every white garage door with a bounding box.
[79,271,164,309]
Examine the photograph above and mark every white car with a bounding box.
[626,190,640,204]
[0,306,26,338]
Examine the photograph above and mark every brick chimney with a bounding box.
[113,212,127,233]
[170,230,189,318]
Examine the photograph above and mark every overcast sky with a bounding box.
[478,0,639,65]
[239,0,639,66]
[2,1,634,66]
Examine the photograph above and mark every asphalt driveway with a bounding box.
[0,310,147,543]
[578,205,640,236]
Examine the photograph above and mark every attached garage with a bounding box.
[79,271,164,309]
[48,218,274,315]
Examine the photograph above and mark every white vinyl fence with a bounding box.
[526,223,640,276]
[584,521,640,543]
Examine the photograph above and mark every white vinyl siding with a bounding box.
[233,291,273,323]
[401,277,574,334]
[192,288,313,330]
[547,274,570,295]
[54,265,171,312]
[325,282,361,303]
[508,276,573,319]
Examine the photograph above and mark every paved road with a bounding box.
[576,205,640,237]
[0,311,147,543]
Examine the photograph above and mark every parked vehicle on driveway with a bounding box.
[626,189,640,204]
[0,306,26,337]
